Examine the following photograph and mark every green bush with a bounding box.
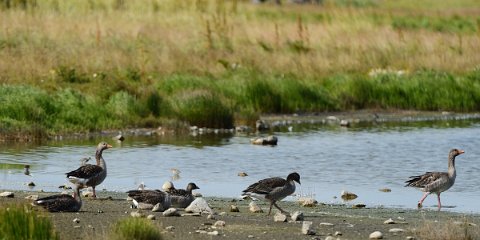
[109,217,162,240]
[0,204,58,240]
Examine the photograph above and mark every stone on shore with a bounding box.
[0,192,14,198]
[130,211,145,218]
[249,202,263,213]
[301,221,315,235]
[230,205,240,212]
[291,211,304,221]
[274,212,287,222]
[163,208,180,217]
[384,218,395,224]
[152,202,167,212]
[369,231,383,239]
[185,198,213,214]
[341,190,358,201]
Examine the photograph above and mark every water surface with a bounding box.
[1,120,479,213]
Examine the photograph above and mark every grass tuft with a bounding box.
[0,204,58,240]
[415,219,480,240]
[109,217,163,240]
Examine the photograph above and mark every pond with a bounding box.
[1,120,480,213]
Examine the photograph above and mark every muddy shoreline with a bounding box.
[1,190,479,239]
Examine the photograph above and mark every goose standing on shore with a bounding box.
[405,148,465,210]
[66,142,112,198]
[169,182,200,208]
[242,172,301,215]
[33,185,82,212]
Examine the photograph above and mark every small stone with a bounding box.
[196,230,208,234]
[73,218,80,223]
[147,214,156,220]
[163,208,180,217]
[298,197,318,207]
[152,203,166,212]
[249,202,263,213]
[248,235,254,238]
[341,190,358,201]
[74,225,81,229]
[219,212,226,216]
[27,182,35,187]
[207,231,219,236]
[130,211,145,218]
[185,198,213,214]
[207,214,216,220]
[230,205,240,212]
[238,172,248,177]
[291,211,304,221]
[334,231,342,236]
[389,228,405,233]
[25,195,39,200]
[301,221,315,235]
[325,237,336,240]
[340,119,350,127]
[320,222,334,226]
[82,191,95,198]
[353,203,366,209]
[406,236,416,240]
[165,226,175,231]
[0,192,14,198]
[213,220,226,228]
[369,231,383,239]
[379,188,392,192]
[97,210,104,213]
[384,218,395,224]
[274,212,287,222]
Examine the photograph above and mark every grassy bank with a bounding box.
[1,0,480,138]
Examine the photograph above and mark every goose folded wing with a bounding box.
[66,164,103,178]
[127,190,166,204]
[244,177,287,194]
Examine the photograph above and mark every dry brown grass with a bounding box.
[415,218,480,240]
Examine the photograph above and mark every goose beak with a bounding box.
[459,150,465,154]
[107,144,113,148]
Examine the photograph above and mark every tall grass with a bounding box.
[0,204,58,240]
[415,219,480,240]
[109,217,162,240]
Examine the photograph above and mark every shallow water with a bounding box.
[1,120,480,213]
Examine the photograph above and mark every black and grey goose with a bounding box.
[127,189,171,210]
[169,182,199,208]
[33,186,82,212]
[66,142,112,198]
[242,172,301,215]
[405,148,465,210]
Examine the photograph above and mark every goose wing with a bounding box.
[66,164,103,179]
[243,177,287,194]
[127,190,167,205]
[405,171,449,189]
[34,194,77,212]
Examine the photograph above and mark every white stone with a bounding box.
[325,237,336,240]
[0,192,14,198]
[334,231,342,236]
[73,218,80,223]
[290,211,304,221]
[219,212,226,216]
[320,222,335,226]
[162,181,174,192]
[185,198,213,214]
[301,221,315,235]
[384,218,395,224]
[230,205,240,212]
[389,228,405,233]
[274,212,287,222]
[163,208,180,217]
[25,195,38,200]
[249,202,263,213]
[214,220,226,228]
[147,214,156,220]
[406,236,416,240]
[165,226,175,231]
[369,231,383,239]
[298,197,318,207]
[207,214,216,220]
[207,231,219,236]
[130,211,145,218]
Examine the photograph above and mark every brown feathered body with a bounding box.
[127,189,171,210]
[33,186,82,212]
[169,182,199,208]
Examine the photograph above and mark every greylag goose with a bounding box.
[127,189,171,210]
[65,142,112,198]
[242,172,301,215]
[33,186,82,212]
[169,182,199,208]
[405,148,465,210]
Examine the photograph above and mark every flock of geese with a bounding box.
[32,141,465,213]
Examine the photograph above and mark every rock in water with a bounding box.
[249,202,263,213]
[341,190,358,201]
[301,221,315,235]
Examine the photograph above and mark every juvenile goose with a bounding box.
[66,142,112,198]
[242,172,301,215]
[127,189,171,210]
[169,182,199,208]
[33,186,82,212]
[405,148,465,210]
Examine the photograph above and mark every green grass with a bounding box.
[109,217,163,240]
[0,204,58,240]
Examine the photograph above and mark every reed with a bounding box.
[0,204,58,240]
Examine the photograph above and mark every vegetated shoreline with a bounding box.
[0,190,479,240]
[2,109,480,142]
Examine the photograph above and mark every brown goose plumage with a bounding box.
[405,148,464,210]
[127,189,171,210]
[169,182,199,208]
[33,186,82,212]
[242,172,301,215]
[66,142,112,198]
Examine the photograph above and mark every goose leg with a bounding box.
[437,193,442,210]
[418,192,429,208]
[267,202,273,215]
[272,202,289,215]
[92,187,97,198]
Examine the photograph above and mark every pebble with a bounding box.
[185,198,213,214]
[97,210,104,213]
[73,218,80,223]
[0,192,14,198]
[25,195,39,200]
[207,214,216,220]
[248,235,254,238]
[274,212,287,222]
[196,230,208,234]
[384,218,395,224]
[301,221,315,235]
[334,231,342,236]
[219,212,227,216]
[379,188,392,192]
[250,136,278,145]
[249,202,263,213]
[214,220,226,228]
[290,211,304,221]
[130,211,145,218]
[238,172,248,177]
[162,181,174,191]
[389,228,405,233]
[298,197,318,207]
[406,236,416,240]
[165,226,175,231]
[163,208,180,217]
[147,214,156,220]
[325,237,336,240]
[341,190,358,201]
[73,225,81,229]
[152,203,167,212]
[207,230,219,236]
[320,222,335,226]
[369,231,383,239]
[230,205,240,212]
[353,203,366,209]
[340,119,350,127]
